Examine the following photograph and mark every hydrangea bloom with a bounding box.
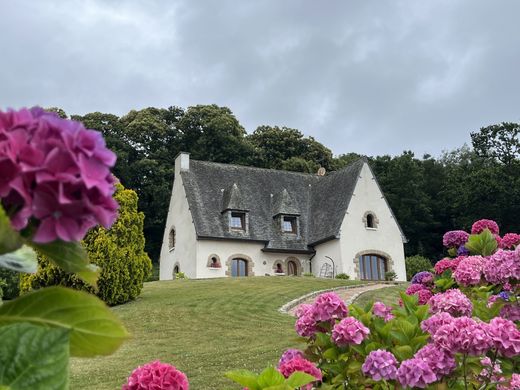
[414,344,456,378]
[396,358,437,388]
[434,257,461,275]
[405,284,427,295]
[442,230,469,248]
[295,310,318,338]
[420,312,454,336]
[294,304,313,318]
[278,358,322,390]
[433,316,490,355]
[361,349,398,381]
[453,256,484,286]
[428,289,473,317]
[500,303,520,322]
[0,107,118,242]
[457,245,470,256]
[471,219,500,235]
[312,292,348,322]
[486,317,520,358]
[122,361,189,390]
[411,271,434,286]
[483,250,519,285]
[501,233,520,249]
[278,349,305,368]
[416,289,434,305]
[332,317,370,346]
[372,301,394,321]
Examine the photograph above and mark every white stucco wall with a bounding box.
[196,239,311,278]
[313,239,342,277]
[337,163,406,281]
[159,156,198,280]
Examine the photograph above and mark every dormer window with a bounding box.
[230,211,246,230]
[282,216,298,234]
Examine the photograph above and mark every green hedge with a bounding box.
[404,255,432,281]
[20,183,152,306]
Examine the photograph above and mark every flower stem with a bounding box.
[463,354,468,390]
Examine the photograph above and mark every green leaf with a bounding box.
[0,245,37,273]
[315,332,331,348]
[346,361,362,374]
[393,345,413,361]
[465,229,498,256]
[285,372,316,388]
[323,347,339,360]
[0,323,69,390]
[0,286,129,357]
[29,240,99,286]
[263,385,292,390]
[224,370,259,389]
[257,367,285,387]
[0,205,23,255]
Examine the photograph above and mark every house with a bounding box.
[159,152,407,281]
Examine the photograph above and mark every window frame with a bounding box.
[281,216,297,234]
[168,228,176,251]
[230,211,246,230]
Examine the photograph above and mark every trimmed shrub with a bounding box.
[405,255,432,281]
[384,271,397,281]
[335,273,350,280]
[0,268,20,300]
[20,183,152,306]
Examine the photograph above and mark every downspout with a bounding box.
[308,252,316,274]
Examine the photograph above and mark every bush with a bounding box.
[0,268,20,300]
[385,271,397,281]
[175,272,187,279]
[20,183,152,306]
[303,272,315,277]
[405,255,432,281]
[335,273,350,280]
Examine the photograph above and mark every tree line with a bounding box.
[49,105,520,263]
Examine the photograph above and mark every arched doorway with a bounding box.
[287,260,298,276]
[231,258,248,277]
[359,254,387,281]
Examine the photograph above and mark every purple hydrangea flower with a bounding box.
[420,312,454,336]
[415,344,456,378]
[361,349,398,381]
[278,349,305,368]
[483,250,518,285]
[411,271,434,286]
[442,230,469,248]
[433,316,490,356]
[486,317,520,358]
[457,245,470,256]
[372,301,394,321]
[396,358,437,388]
[428,289,473,317]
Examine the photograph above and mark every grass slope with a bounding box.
[70,277,360,390]
[353,285,407,308]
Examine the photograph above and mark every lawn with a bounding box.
[70,277,361,390]
[352,284,407,308]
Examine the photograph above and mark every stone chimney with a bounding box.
[175,152,190,176]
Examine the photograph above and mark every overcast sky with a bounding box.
[1,1,519,157]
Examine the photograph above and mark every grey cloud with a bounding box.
[1,0,519,157]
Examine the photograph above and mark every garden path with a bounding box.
[285,283,394,316]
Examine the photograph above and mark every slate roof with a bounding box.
[180,157,404,253]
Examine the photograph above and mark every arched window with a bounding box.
[174,265,179,274]
[169,228,176,250]
[231,258,248,277]
[287,260,297,276]
[359,254,387,280]
[366,214,374,228]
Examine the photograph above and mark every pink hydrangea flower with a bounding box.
[428,289,473,317]
[433,316,490,355]
[332,317,370,346]
[294,304,313,318]
[295,310,318,338]
[0,107,118,242]
[500,303,520,321]
[406,284,427,295]
[361,349,398,381]
[483,250,519,285]
[416,289,433,305]
[501,233,520,249]
[312,292,348,322]
[442,230,469,248]
[122,361,189,390]
[414,343,456,378]
[420,312,454,336]
[278,358,322,390]
[396,358,437,388]
[471,219,500,235]
[372,301,394,321]
[278,349,305,368]
[453,256,484,286]
[434,257,461,275]
[486,317,520,358]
